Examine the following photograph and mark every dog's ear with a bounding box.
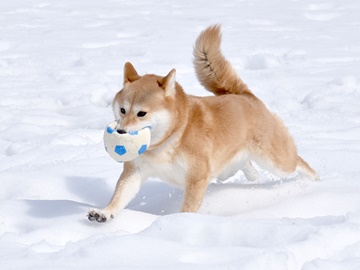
[158,69,176,97]
[124,62,140,84]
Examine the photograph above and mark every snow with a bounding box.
[1,0,360,269]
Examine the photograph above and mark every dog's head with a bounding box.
[112,62,178,147]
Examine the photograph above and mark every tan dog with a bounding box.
[88,25,319,222]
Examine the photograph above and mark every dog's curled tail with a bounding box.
[193,25,252,96]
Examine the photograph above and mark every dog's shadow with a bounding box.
[64,176,184,216]
[127,180,184,215]
[25,176,109,219]
[127,176,302,215]
[26,174,301,218]
[26,199,90,219]
[65,176,114,207]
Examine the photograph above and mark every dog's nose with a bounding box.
[117,129,127,134]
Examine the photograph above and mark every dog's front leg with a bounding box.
[180,170,210,213]
[88,163,142,222]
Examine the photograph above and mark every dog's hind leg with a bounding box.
[297,156,320,180]
[251,152,319,181]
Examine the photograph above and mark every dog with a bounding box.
[88,25,319,222]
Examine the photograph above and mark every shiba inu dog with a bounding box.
[88,25,319,222]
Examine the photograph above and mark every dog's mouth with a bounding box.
[115,120,128,134]
[117,129,127,134]
[115,119,152,135]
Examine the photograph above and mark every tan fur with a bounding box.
[193,25,251,96]
[88,25,319,222]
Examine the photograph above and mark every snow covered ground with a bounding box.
[1,0,360,269]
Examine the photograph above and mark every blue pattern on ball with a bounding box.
[138,144,147,155]
[129,131,138,135]
[107,126,115,134]
[115,145,127,156]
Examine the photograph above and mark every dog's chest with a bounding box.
[141,151,188,187]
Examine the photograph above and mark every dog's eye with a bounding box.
[137,111,147,117]
[120,108,126,114]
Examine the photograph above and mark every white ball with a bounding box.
[103,121,151,162]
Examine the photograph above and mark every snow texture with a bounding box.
[1,0,360,269]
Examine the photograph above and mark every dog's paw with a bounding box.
[87,209,114,223]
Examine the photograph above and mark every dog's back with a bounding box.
[193,25,319,181]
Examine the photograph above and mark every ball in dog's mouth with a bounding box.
[103,121,151,162]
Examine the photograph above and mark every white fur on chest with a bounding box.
[135,150,188,188]
[216,151,248,180]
